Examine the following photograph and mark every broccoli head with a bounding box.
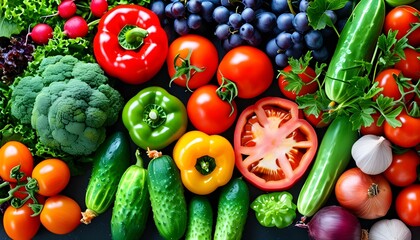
[11,55,120,124]
[31,79,123,156]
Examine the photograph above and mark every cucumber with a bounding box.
[147,154,187,240]
[111,150,150,240]
[81,131,131,224]
[297,117,358,217]
[324,0,386,103]
[185,196,213,240]
[214,178,249,240]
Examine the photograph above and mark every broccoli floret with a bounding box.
[31,79,122,156]
[10,76,44,124]
[72,62,108,88]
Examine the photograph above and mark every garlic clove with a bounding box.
[351,134,392,175]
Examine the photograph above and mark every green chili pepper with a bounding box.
[250,191,296,229]
[122,86,188,150]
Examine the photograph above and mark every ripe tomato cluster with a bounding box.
[0,141,81,239]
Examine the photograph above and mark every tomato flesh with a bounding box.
[234,97,318,191]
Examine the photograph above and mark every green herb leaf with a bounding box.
[307,0,349,30]
[0,15,21,38]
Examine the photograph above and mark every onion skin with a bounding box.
[335,168,392,219]
[296,205,361,240]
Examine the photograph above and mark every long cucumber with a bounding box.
[324,0,386,103]
[297,117,358,217]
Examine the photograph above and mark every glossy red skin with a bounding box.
[217,46,274,99]
[384,150,420,187]
[360,112,385,136]
[394,48,420,81]
[90,0,109,18]
[233,97,318,191]
[187,85,237,134]
[167,34,218,90]
[396,184,420,226]
[384,110,420,148]
[93,5,168,84]
[278,65,318,101]
[374,68,414,102]
[3,204,41,240]
[384,5,420,47]
[304,111,330,128]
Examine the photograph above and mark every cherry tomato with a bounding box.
[278,65,318,100]
[396,184,420,226]
[394,47,420,81]
[384,5,420,47]
[187,85,237,134]
[32,159,71,197]
[0,141,34,182]
[233,97,318,191]
[40,195,81,234]
[167,34,218,90]
[360,112,385,136]
[374,68,414,103]
[384,110,420,148]
[217,46,273,99]
[3,203,41,240]
[384,149,420,187]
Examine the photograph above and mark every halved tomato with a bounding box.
[233,97,318,191]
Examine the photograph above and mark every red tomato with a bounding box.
[3,203,41,240]
[40,195,81,234]
[360,112,385,136]
[394,47,420,81]
[304,111,330,128]
[384,110,420,148]
[217,46,274,99]
[384,149,420,187]
[374,68,414,102]
[396,184,420,226]
[32,159,71,197]
[278,65,318,100]
[0,141,34,182]
[167,34,218,90]
[187,85,237,134]
[233,97,318,191]
[384,5,420,47]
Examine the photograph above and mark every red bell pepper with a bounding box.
[93,4,168,84]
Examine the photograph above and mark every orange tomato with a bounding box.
[3,203,41,240]
[40,195,81,234]
[32,159,70,197]
[0,141,34,182]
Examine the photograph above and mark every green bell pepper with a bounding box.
[122,86,188,150]
[250,191,296,229]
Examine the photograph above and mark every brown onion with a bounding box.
[335,167,392,219]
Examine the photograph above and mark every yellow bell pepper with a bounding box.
[173,130,235,195]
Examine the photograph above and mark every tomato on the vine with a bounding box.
[374,68,414,103]
[384,149,420,187]
[167,34,218,90]
[384,110,420,148]
[396,184,420,227]
[187,85,237,134]
[0,141,33,182]
[384,5,420,47]
[40,195,81,234]
[360,112,385,136]
[32,158,71,197]
[217,45,273,99]
[394,47,420,81]
[278,65,318,101]
[3,203,41,240]
[233,97,318,191]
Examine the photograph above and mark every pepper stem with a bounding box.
[118,25,148,50]
[135,149,144,168]
[195,155,216,175]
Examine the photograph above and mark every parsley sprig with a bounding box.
[293,29,419,131]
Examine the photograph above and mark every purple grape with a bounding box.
[275,31,292,50]
[239,23,255,40]
[312,46,329,62]
[150,1,165,20]
[255,11,276,32]
[241,7,255,23]
[213,6,230,23]
[271,0,288,14]
[299,0,309,12]
[223,34,243,50]
[275,53,289,68]
[243,0,262,9]
[247,29,262,46]
[276,13,294,31]
[186,0,202,13]
[266,38,279,58]
[325,10,337,24]
[291,31,303,43]
[187,14,202,29]
[229,12,243,29]
[285,42,304,58]
[304,30,323,50]
[171,1,186,18]
[174,18,190,35]
[293,12,310,33]
[201,1,215,22]
[215,24,230,40]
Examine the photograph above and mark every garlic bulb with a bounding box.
[351,135,392,175]
[369,219,411,240]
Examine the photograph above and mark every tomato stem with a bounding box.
[169,49,205,92]
[216,75,238,117]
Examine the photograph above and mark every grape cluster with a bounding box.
[151,0,218,36]
[266,0,353,67]
[213,0,278,50]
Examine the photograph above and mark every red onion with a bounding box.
[296,205,361,240]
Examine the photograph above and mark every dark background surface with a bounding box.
[1,1,420,239]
